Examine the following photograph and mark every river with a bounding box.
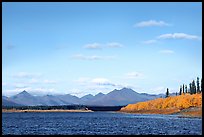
[2,112,202,135]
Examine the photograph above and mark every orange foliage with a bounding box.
[120,93,202,113]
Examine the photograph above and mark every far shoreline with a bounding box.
[2,109,93,113]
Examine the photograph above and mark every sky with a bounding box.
[2,2,202,97]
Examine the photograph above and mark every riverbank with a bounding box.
[120,107,202,118]
[2,109,93,113]
[120,93,202,118]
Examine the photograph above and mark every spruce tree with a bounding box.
[185,85,187,94]
[189,83,192,94]
[182,84,185,94]
[179,86,182,95]
[201,78,202,92]
[192,80,196,94]
[166,88,169,98]
[197,77,200,93]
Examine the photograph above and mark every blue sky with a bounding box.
[2,2,202,97]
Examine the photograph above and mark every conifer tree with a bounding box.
[189,83,192,94]
[192,80,196,94]
[179,86,182,95]
[182,84,185,94]
[185,85,187,94]
[197,77,200,93]
[166,88,169,98]
[201,78,202,92]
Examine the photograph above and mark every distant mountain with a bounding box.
[39,95,71,106]
[2,88,164,106]
[2,96,22,106]
[10,90,43,106]
[94,92,105,99]
[56,94,82,105]
[84,88,159,106]
[80,94,94,104]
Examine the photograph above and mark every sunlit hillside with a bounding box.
[120,93,202,115]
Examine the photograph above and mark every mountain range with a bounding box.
[2,88,167,106]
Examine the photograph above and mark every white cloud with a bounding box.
[142,39,157,44]
[28,78,40,84]
[72,54,115,61]
[74,77,91,85]
[134,20,170,27]
[73,77,119,96]
[125,72,144,79]
[151,86,166,94]
[91,78,116,86]
[84,43,102,49]
[157,33,200,40]
[3,87,57,97]
[13,83,28,88]
[159,50,175,54]
[31,87,55,93]
[3,82,29,89]
[43,80,57,84]
[84,42,123,50]
[4,87,32,96]
[13,72,42,79]
[75,77,116,87]
[106,42,123,48]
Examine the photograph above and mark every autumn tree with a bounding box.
[166,88,169,98]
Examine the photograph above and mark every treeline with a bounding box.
[166,77,202,98]
[2,105,87,110]
[2,105,126,111]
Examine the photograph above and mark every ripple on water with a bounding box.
[2,112,202,135]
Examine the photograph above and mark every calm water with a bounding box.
[2,112,202,135]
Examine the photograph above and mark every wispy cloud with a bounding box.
[84,43,102,49]
[4,87,56,96]
[28,78,40,84]
[134,20,170,27]
[13,72,42,79]
[74,77,142,96]
[157,33,201,40]
[74,77,122,89]
[13,83,28,88]
[72,54,115,61]
[4,87,32,96]
[151,86,166,93]
[125,72,144,79]
[73,77,91,85]
[142,39,157,44]
[43,80,57,84]
[91,78,116,86]
[106,42,123,48]
[159,50,175,54]
[84,42,123,50]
